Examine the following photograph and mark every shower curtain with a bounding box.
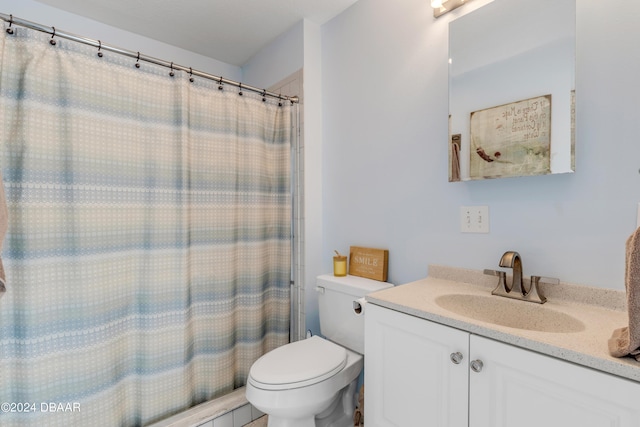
[0,24,292,427]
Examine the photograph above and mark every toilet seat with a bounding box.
[248,336,347,391]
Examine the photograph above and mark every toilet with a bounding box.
[246,274,393,427]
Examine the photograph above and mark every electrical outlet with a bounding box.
[460,206,489,233]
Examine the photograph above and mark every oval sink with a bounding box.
[435,294,585,333]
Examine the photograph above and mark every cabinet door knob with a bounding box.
[450,352,464,364]
[470,359,484,373]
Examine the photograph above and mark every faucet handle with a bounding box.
[483,269,506,278]
[485,269,510,297]
[534,276,560,286]
[526,276,559,304]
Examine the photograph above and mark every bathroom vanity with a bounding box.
[364,266,640,427]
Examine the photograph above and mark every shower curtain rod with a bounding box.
[0,13,299,104]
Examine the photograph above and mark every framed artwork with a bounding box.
[469,95,551,180]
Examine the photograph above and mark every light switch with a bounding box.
[460,206,489,233]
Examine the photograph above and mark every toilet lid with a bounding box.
[249,336,347,390]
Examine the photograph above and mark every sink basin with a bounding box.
[435,294,585,333]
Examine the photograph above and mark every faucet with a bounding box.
[484,251,559,304]
[499,251,523,295]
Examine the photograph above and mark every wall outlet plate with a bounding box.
[461,206,489,233]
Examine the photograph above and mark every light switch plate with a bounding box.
[461,206,489,233]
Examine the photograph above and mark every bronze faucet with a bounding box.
[484,251,558,304]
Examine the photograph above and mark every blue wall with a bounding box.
[242,21,303,89]
[321,0,640,290]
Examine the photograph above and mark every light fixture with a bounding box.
[431,0,475,18]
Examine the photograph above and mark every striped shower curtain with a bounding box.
[0,24,291,426]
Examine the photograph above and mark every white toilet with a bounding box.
[246,274,393,427]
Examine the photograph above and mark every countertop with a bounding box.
[365,265,640,382]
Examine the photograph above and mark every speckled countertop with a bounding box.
[365,265,640,383]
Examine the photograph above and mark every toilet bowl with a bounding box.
[245,274,393,427]
[246,336,363,427]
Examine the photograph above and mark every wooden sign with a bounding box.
[349,246,388,282]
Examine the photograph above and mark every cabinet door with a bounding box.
[469,335,640,427]
[365,304,469,427]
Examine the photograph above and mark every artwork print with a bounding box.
[469,95,551,179]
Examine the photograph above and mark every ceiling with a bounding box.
[33,0,360,66]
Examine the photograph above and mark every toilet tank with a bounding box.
[316,274,393,354]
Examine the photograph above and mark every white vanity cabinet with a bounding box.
[365,303,640,427]
[365,303,469,426]
[469,334,640,427]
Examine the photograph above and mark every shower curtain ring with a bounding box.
[189,67,194,83]
[97,40,103,57]
[169,62,175,77]
[262,90,267,102]
[278,94,283,107]
[238,83,243,96]
[6,15,14,35]
[49,27,57,45]
[218,77,224,90]
[135,52,140,68]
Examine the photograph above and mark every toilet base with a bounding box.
[266,378,358,427]
[315,378,358,427]
[267,417,315,427]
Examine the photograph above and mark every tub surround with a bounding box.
[148,387,263,427]
[366,265,640,382]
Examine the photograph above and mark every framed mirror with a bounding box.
[448,0,575,181]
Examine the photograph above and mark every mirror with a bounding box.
[448,0,575,181]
